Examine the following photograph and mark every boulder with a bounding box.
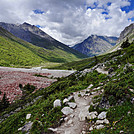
[61,107,73,115]
[68,96,74,101]
[63,98,69,104]
[48,128,57,132]
[68,102,77,109]
[67,119,73,125]
[104,119,109,124]
[87,84,93,89]
[95,124,105,129]
[98,112,107,119]
[96,119,109,124]
[81,131,86,134]
[20,121,33,132]
[89,126,94,131]
[53,99,61,108]
[96,120,104,124]
[87,111,98,120]
[26,114,31,120]
[91,92,96,95]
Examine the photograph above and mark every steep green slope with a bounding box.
[0,40,133,133]
[0,27,86,67]
[0,27,45,66]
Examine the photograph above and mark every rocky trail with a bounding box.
[50,65,108,134]
[51,87,102,134]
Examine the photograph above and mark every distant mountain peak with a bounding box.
[73,35,118,57]
[22,22,31,26]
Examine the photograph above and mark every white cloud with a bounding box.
[0,0,134,46]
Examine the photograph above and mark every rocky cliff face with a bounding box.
[118,23,134,43]
[109,23,134,53]
[0,22,55,44]
[72,35,118,57]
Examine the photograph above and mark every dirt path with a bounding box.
[56,90,100,134]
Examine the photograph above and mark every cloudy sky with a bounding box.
[0,0,134,46]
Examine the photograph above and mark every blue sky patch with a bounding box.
[33,9,44,14]
[102,11,108,15]
[105,16,112,20]
[87,2,99,10]
[121,0,134,13]
[36,25,42,28]
[128,17,134,21]
[107,2,111,6]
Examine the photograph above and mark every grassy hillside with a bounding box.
[0,26,87,67]
[52,40,134,70]
[0,40,133,133]
[0,27,45,67]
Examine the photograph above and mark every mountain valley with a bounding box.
[0,23,134,134]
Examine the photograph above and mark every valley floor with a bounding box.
[0,67,75,103]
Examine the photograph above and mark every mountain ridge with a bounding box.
[0,22,87,59]
[72,35,118,56]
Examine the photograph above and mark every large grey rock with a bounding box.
[61,107,73,115]
[63,98,69,104]
[18,121,33,132]
[87,84,93,89]
[68,102,77,109]
[67,119,73,125]
[48,128,58,132]
[96,119,109,124]
[89,126,94,131]
[98,112,107,119]
[53,99,61,108]
[95,124,105,129]
[68,96,74,101]
[87,111,98,120]
[26,114,31,120]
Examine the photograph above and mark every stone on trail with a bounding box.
[87,84,93,89]
[67,119,73,125]
[104,119,109,124]
[96,119,109,124]
[48,128,58,132]
[53,99,61,108]
[18,121,33,132]
[89,126,94,131]
[98,111,107,119]
[26,114,31,120]
[63,98,69,104]
[68,102,77,109]
[68,96,74,101]
[95,124,105,129]
[61,107,73,115]
[87,111,98,120]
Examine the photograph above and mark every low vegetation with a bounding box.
[0,38,134,133]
